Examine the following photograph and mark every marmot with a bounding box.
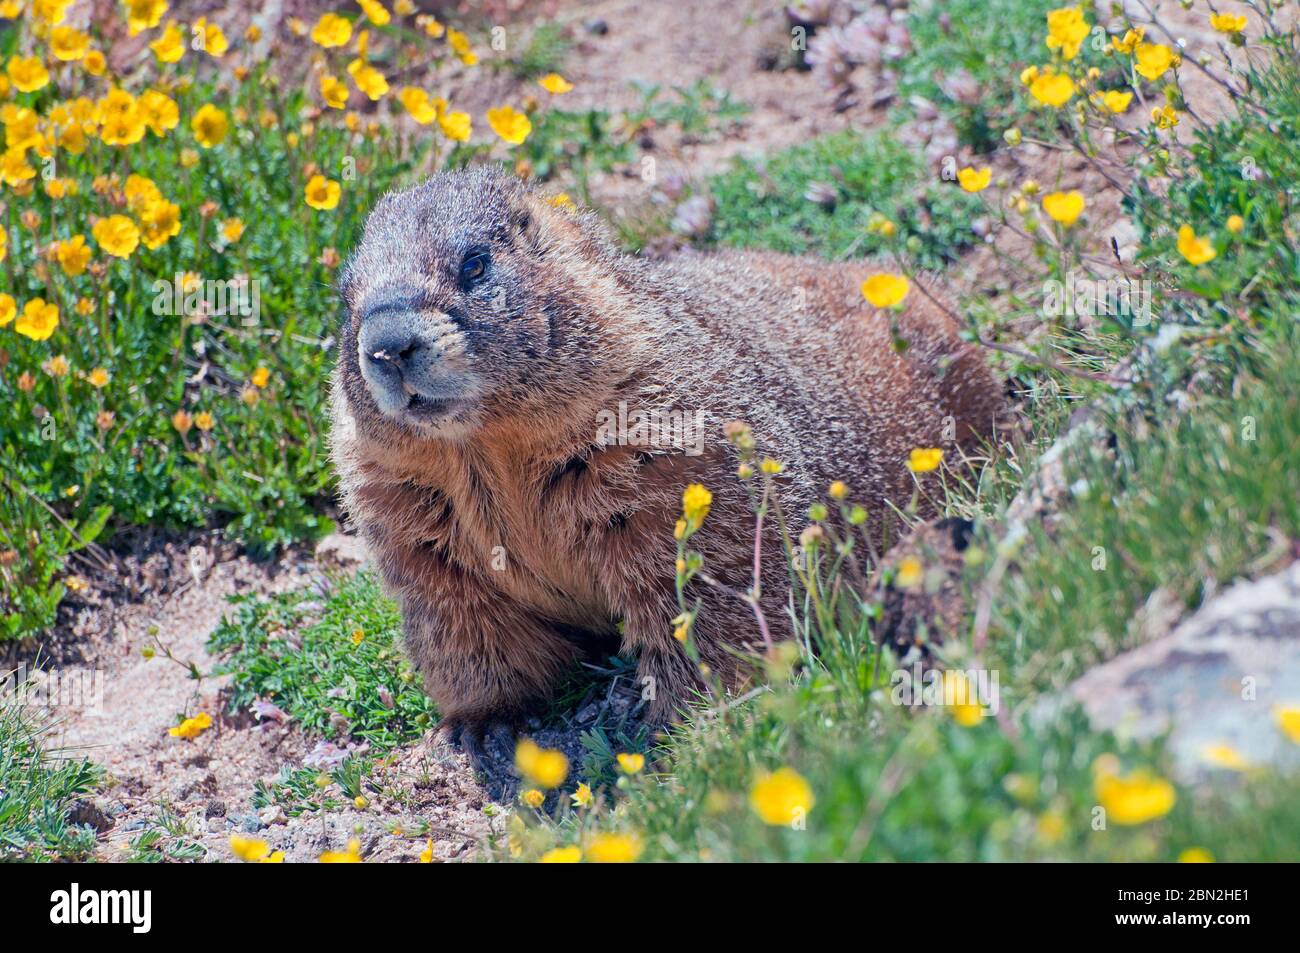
[330,167,1003,750]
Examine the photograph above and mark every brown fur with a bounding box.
[329,167,1004,734]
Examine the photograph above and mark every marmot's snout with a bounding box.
[356,286,476,429]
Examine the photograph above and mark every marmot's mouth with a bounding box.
[405,392,459,420]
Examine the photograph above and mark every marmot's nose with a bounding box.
[365,335,426,378]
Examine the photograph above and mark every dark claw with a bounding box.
[438,719,518,779]
[487,722,519,773]
[457,726,494,776]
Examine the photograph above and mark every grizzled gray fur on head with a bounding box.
[336,166,618,442]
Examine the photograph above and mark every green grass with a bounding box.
[0,701,102,861]
[705,128,983,269]
[504,22,573,79]
[992,337,1300,694]
[208,572,435,750]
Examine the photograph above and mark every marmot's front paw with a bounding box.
[436,715,519,777]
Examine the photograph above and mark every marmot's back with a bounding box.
[639,248,1005,509]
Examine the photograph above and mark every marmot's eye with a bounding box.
[459,251,489,288]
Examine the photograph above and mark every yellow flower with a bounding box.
[1035,810,1066,845]
[1209,13,1247,34]
[194,411,214,432]
[515,738,569,789]
[1045,6,1089,61]
[347,59,389,101]
[682,483,712,525]
[55,235,92,276]
[92,214,140,260]
[312,12,353,48]
[906,447,944,473]
[942,670,985,726]
[520,788,545,808]
[828,480,848,500]
[861,273,909,308]
[320,75,349,110]
[168,711,213,739]
[76,297,94,316]
[83,50,106,75]
[1111,27,1143,54]
[896,555,923,590]
[1178,847,1214,863]
[438,110,472,142]
[539,845,582,863]
[1201,744,1248,771]
[191,104,228,148]
[419,839,433,863]
[31,0,72,24]
[1177,224,1216,265]
[537,73,574,95]
[319,838,362,862]
[1134,42,1174,82]
[50,26,91,61]
[1226,214,1244,234]
[398,87,440,124]
[760,458,783,475]
[7,56,50,93]
[1042,190,1085,226]
[139,199,181,250]
[124,0,167,35]
[421,16,445,38]
[193,17,229,57]
[0,147,35,187]
[1028,68,1075,107]
[447,28,477,65]
[571,782,593,807]
[487,105,531,145]
[0,229,6,263]
[149,22,185,63]
[1094,768,1176,825]
[549,192,575,210]
[305,174,342,211]
[1274,705,1300,743]
[358,0,390,26]
[87,367,110,388]
[957,166,991,193]
[585,832,642,863]
[139,90,179,137]
[616,752,645,775]
[353,795,368,809]
[222,218,245,243]
[124,173,163,212]
[1151,104,1179,129]
[749,767,815,826]
[44,355,70,377]
[1099,90,1133,113]
[15,298,59,340]
[229,834,274,861]
[350,628,365,645]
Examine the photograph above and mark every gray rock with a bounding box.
[1067,562,1300,779]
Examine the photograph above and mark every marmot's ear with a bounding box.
[513,190,580,256]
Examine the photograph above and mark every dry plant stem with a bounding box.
[748,482,776,653]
